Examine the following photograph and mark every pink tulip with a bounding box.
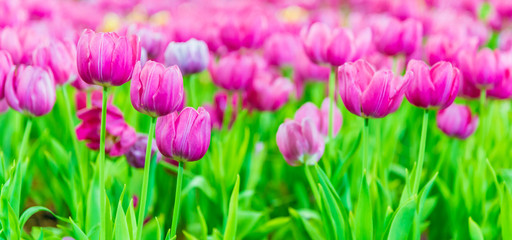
[338,59,411,118]
[487,52,512,99]
[294,98,342,137]
[436,104,478,139]
[276,118,325,166]
[246,72,294,112]
[155,107,211,162]
[130,61,184,117]
[457,47,503,89]
[5,65,56,116]
[0,51,13,100]
[209,52,261,91]
[405,60,460,109]
[0,27,22,64]
[76,90,136,157]
[76,29,140,87]
[371,15,422,56]
[164,38,210,75]
[126,24,166,61]
[264,33,301,68]
[204,91,238,129]
[33,40,77,85]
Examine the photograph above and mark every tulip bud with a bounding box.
[5,65,56,116]
[276,118,325,166]
[0,27,22,64]
[294,98,342,137]
[155,107,211,162]
[125,134,160,168]
[436,104,478,139]
[0,50,13,100]
[33,40,77,85]
[405,60,460,109]
[76,90,136,156]
[130,61,184,117]
[76,29,140,87]
[209,53,261,91]
[164,38,209,75]
[246,72,294,112]
[338,59,411,118]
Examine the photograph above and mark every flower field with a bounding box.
[1,0,512,239]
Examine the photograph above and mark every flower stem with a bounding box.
[479,89,487,149]
[361,118,370,184]
[136,117,157,240]
[170,161,184,238]
[188,74,197,107]
[328,66,336,141]
[304,164,322,211]
[413,109,429,195]
[18,118,33,162]
[99,86,108,240]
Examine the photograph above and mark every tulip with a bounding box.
[127,24,166,61]
[264,33,301,68]
[125,134,160,169]
[204,91,238,129]
[33,40,77,85]
[294,98,342,137]
[457,47,502,90]
[0,50,13,100]
[209,53,261,91]
[130,61,184,117]
[246,72,294,112]
[337,59,411,118]
[372,16,422,56]
[155,107,211,238]
[0,99,7,113]
[487,52,512,99]
[436,104,479,139]
[0,27,22,64]
[219,11,270,50]
[5,65,56,117]
[276,118,325,166]
[405,60,460,109]
[75,90,136,156]
[76,29,140,87]
[164,38,209,75]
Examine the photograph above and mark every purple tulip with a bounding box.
[0,27,22,64]
[76,29,140,87]
[33,40,77,85]
[130,61,184,117]
[76,91,136,157]
[294,98,342,137]
[5,65,56,116]
[338,59,411,118]
[164,38,209,75]
[457,47,503,89]
[155,107,211,162]
[0,51,13,100]
[405,60,460,109]
[127,24,166,61]
[125,134,160,169]
[209,53,261,91]
[276,118,325,166]
[246,72,294,112]
[436,104,478,139]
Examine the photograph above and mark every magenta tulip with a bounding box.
[372,16,422,56]
[436,104,479,139]
[155,107,211,162]
[405,60,460,109]
[76,91,136,156]
[276,118,325,166]
[130,61,184,117]
[33,40,77,85]
[246,72,294,112]
[338,59,411,118]
[0,27,22,64]
[209,53,261,91]
[264,33,301,68]
[5,65,56,116]
[0,50,13,100]
[457,47,503,89]
[76,29,140,87]
[294,98,342,137]
[204,92,238,129]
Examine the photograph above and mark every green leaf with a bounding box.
[19,206,68,229]
[468,217,484,240]
[7,202,20,240]
[114,189,130,240]
[69,217,89,240]
[315,165,346,240]
[182,230,199,240]
[355,172,372,240]
[501,184,512,240]
[386,197,416,240]
[126,199,137,240]
[197,206,208,240]
[223,175,240,240]
[181,176,216,201]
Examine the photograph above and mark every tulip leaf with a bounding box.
[224,175,240,240]
[385,197,416,240]
[468,217,484,240]
[355,172,372,240]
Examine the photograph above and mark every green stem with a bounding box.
[18,118,33,162]
[304,164,322,211]
[413,109,429,195]
[61,87,86,192]
[170,161,184,238]
[188,74,197,107]
[136,117,157,240]
[328,66,336,141]
[362,118,369,184]
[479,89,487,152]
[99,86,108,240]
